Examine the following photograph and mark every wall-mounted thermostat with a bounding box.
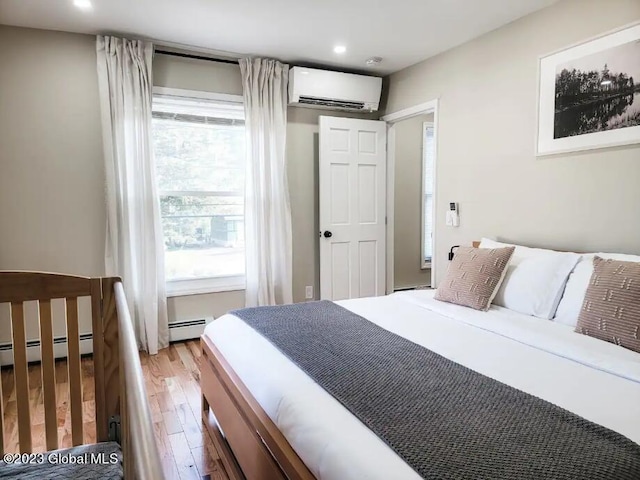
[446,202,459,227]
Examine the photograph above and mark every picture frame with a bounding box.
[537,22,640,156]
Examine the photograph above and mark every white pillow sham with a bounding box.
[479,238,580,319]
[554,252,640,327]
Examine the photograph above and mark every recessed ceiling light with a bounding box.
[333,45,347,54]
[73,0,93,10]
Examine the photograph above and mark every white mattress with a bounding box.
[204,290,640,480]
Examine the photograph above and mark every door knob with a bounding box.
[323,230,333,238]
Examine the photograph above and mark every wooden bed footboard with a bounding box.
[0,272,163,480]
[201,334,315,480]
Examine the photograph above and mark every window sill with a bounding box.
[421,262,432,270]
[166,275,245,297]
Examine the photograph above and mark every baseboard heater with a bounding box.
[0,333,94,366]
[168,316,213,343]
[393,285,431,292]
[0,316,213,366]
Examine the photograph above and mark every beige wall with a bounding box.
[384,0,640,286]
[394,113,433,289]
[0,26,105,276]
[287,108,322,301]
[0,26,105,342]
[154,53,243,95]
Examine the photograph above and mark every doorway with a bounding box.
[382,100,439,293]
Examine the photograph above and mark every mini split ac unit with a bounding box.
[288,66,382,112]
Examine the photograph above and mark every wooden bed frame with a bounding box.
[201,334,315,480]
[0,272,163,479]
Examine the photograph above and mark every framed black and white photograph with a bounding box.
[537,23,640,156]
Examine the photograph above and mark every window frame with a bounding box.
[421,121,435,269]
[152,87,246,295]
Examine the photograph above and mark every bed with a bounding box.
[0,272,163,480]
[200,243,640,480]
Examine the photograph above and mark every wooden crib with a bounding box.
[0,272,163,479]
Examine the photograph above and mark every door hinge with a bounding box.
[108,415,121,443]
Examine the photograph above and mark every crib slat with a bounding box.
[11,302,32,453]
[102,278,120,429]
[91,278,108,442]
[39,300,58,451]
[66,297,84,446]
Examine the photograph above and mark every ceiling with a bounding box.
[0,0,557,75]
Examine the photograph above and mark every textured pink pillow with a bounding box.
[435,246,515,311]
[575,257,640,353]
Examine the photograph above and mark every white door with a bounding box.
[319,116,387,300]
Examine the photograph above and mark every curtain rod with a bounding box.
[155,49,239,65]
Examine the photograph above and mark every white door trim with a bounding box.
[382,98,440,292]
[421,121,435,271]
[381,99,439,123]
[385,123,395,295]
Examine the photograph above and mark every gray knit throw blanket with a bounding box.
[232,300,640,480]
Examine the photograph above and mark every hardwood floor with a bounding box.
[1,340,230,480]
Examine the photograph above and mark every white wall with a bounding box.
[394,113,433,289]
[384,0,640,285]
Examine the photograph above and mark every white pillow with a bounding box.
[554,252,640,327]
[553,254,594,327]
[479,238,580,319]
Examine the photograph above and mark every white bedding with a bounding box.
[204,290,640,480]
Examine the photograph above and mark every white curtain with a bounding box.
[239,58,293,307]
[96,36,168,354]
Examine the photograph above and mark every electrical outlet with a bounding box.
[305,286,314,299]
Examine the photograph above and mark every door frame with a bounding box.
[381,98,440,293]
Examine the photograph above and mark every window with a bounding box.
[422,122,435,266]
[152,91,246,295]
